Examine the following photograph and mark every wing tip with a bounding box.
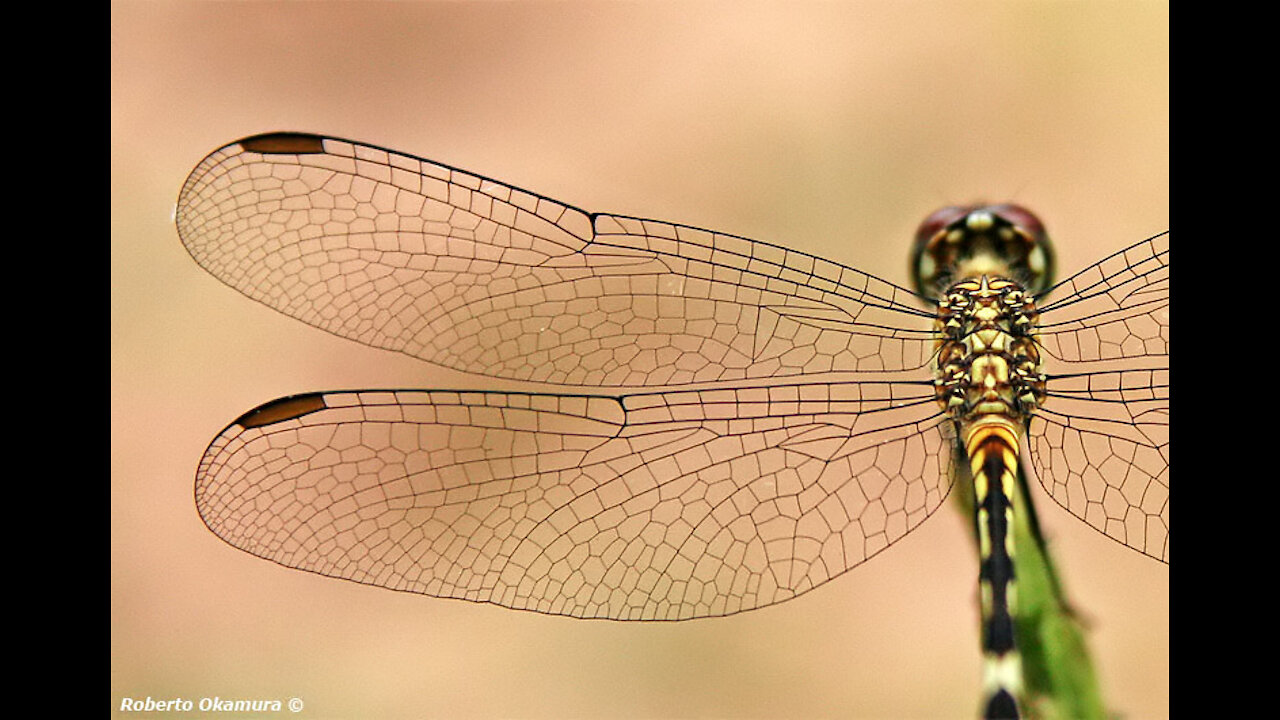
[239,132,328,155]
[235,392,328,429]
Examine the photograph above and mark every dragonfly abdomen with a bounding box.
[966,419,1023,719]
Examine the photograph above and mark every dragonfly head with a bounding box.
[909,204,1055,299]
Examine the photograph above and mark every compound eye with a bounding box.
[987,203,1047,239]
[914,205,971,245]
[911,205,976,299]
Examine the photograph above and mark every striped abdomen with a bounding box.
[967,420,1023,719]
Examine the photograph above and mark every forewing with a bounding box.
[1030,232,1169,561]
[196,383,955,619]
[1035,232,1168,363]
[176,133,935,386]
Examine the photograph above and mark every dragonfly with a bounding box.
[176,133,1168,719]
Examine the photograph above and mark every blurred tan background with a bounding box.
[111,2,1167,718]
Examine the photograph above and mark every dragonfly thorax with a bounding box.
[910,204,1056,299]
[933,276,1047,423]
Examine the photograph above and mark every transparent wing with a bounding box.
[1035,232,1169,363]
[1030,232,1169,561]
[196,383,955,620]
[1027,371,1168,561]
[176,133,936,386]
